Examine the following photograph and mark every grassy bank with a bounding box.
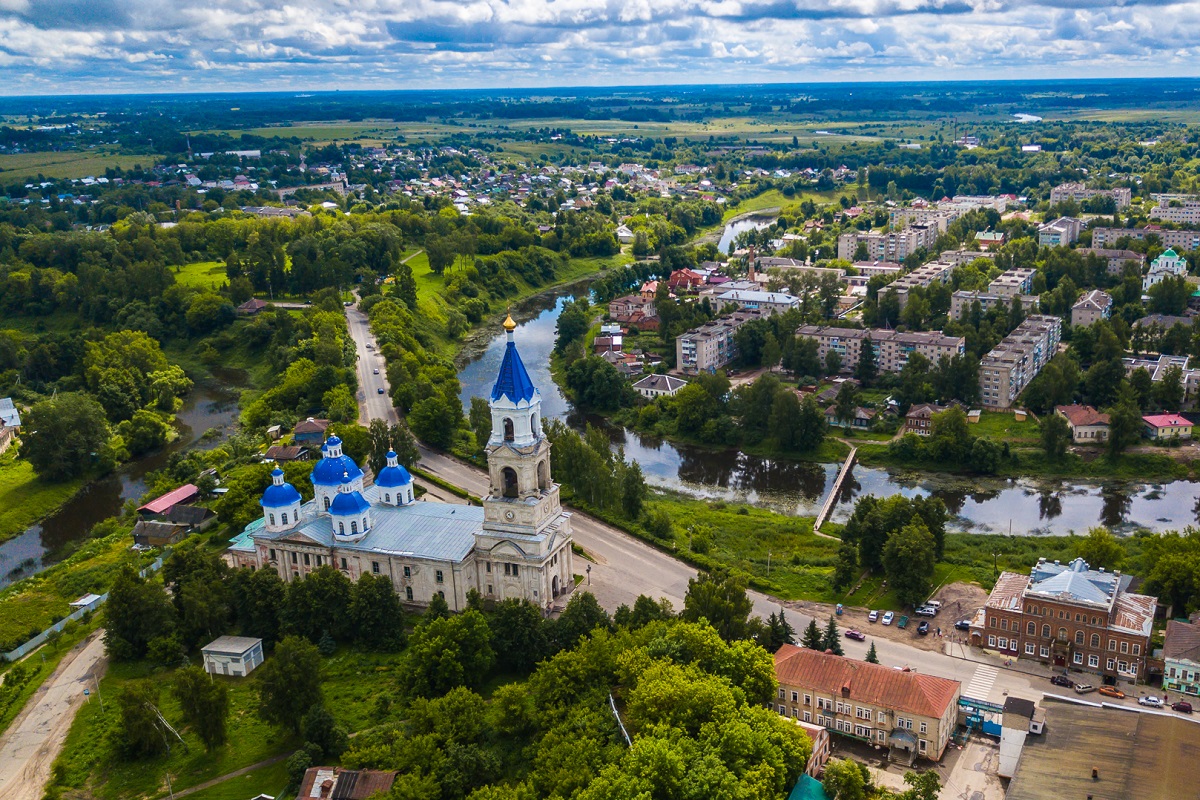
[0,622,98,737]
[0,454,84,546]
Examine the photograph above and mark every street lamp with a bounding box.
[586,564,591,585]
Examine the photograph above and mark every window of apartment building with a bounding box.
[877,731,886,743]
[1058,627,1067,640]
[1075,631,1084,646]
[919,722,927,735]
[1042,624,1050,638]
[1118,661,1129,673]
[1074,653,1083,665]
[1133,644,1141,656]
[1120,641,1128,654]
[1107,658,1116,671]
[778,689,785,699]
[804,694,812,705]
[1040,645,1049,658]
[989,618,997,628]
[919,740,927,754]
[1075,613,1082,623]
[791,708,798,718]
[856,725,871,738]
[372,561,380,574]
[1000,619,1008,630]
[988,636,996,647]
[804,712,812,723]
[778,705,786,715]
[1027,622,1036,635]
[435,570,444,584]
[1025,643,1036,656]
[403,566,411,578]
[999,638,1008,650]
[1091,634,1100,648]
[1109,640,1117,651]
[791,691,799,703]
[1088,655,1099,668]
[303,553,310,566]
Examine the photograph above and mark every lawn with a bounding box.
[0,150,161,181]
[180,759,290,800]
[0,454,83,546]
[172,261,228,290]
[970,410,1042,445]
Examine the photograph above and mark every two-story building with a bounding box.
[1054,404,1109,444]
[773,646,961,763]
[971,557,1157,681]
[1163,618,1200,699]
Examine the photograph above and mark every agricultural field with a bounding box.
[0,150,160,182]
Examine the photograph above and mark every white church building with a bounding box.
[225,316,575,612]
[1143,247,1189,291]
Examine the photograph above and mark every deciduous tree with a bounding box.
[258,635,323,734]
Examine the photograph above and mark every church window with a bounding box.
[324,496,331,511]
[436,570,444,584]
[532,413,539,434]
[340,557,347,570]
[372,561,380,574]
[303,554,310,566]
[339,522,345,536]
[362,517,367,531]
[269,514,276,526]
[405,587,413,601]
[438,591,445,599]
[351,521,358,535]
[316,556,322,566]
[268,549,276,561]
[538,459,549,490]
[488,585,493,594]
[385,493,390,503]
[403,566,410,578]
[291,552,297,564]
[486,562,491,573]
[502,467,519,498]
[504,563,511,576]
[503,418,514,441]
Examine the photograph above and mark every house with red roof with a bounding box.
[137,484,200,519]
[1143,413,1192,440]
[773,645,961,763]
[1054,404,1109,443]
[667,268,705,293]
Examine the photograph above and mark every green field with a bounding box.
[0,150,161,181]
[173,261,228,290]
[0,455,83,547]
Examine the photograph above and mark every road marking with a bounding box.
[963,665,999,702]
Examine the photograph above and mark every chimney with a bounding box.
[321,779,334,799]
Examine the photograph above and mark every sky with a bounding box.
[1,0,1198,95]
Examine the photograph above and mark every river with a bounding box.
[457,290,1200,537]
[0,384,241,587]
[717,216,774,254]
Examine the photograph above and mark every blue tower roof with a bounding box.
[329,489,371,516]
[490,339,537,404]
[312,454,364,486]
[376,464,413,488]
[261,469,302,508]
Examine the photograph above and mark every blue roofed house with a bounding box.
[225,315,576,613]
[0,398,20,455]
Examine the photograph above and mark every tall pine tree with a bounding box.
[822,616,844,656]
[801,619,824,650]
[865,642,879,663]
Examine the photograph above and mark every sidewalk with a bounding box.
[941,639,1059,681]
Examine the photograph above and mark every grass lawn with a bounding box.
[180,759,290,800]
[970,410,1041,445]
[0,150,161,181]
[0,454,83,546]
[172,261,228,290]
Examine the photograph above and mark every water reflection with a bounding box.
[456,287,1200,537]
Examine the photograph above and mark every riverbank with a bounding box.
[0,456,84,548]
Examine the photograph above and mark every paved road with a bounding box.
[345,304,397,427]
[0,632,107,800]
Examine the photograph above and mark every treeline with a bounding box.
[836,495,949,607]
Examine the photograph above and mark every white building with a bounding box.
[202,636,264,677]
[226,318,575,612]
[1144,248,1189,291]
[632,374,687,398]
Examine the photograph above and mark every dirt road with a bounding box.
[0,631,107,800]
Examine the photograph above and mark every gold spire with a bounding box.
[503,310,517,332]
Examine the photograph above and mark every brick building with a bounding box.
[971,557,1156,681]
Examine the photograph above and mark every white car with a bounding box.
[868,610,879,623]
[1139,696,1164,708]
[882,611,895,626]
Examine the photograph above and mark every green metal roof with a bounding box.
[788,775,830,800]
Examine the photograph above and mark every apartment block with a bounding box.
[1071,290,1113,327]
[1148,198,1200,225]
[1037,216,1083,247]
[885,262,957,308]
[1091,227,1200,251]
[837,224,940,262]
[939,249,996,266]
[676,310,766,375]
[1049,182,1132,209]
[1075,248,1145,276]
[1122,353,1200,403]
[889,207,960,232]
[988,267,1037,297]
[853,260,904,279]
[773,646,961,763]
[795,326,965,374]
[710,289,800,315]
[950,291,1039,321]
[978,315,1062,409]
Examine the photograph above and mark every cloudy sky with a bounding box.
[0,0,1196,94]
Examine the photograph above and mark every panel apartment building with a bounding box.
[988,267,1037,297]
[676,310,768,375]
[795,326,965,374]
[1049,182,1132,209]
[1091,227,1200,252]
[885,261,957,308]
[949,291,1039,322]
[837,224,940,263]
[979,315,1062,409]
[972,557,1156,681]
[1148,195,1200,225]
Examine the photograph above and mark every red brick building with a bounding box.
[971,557,1156,681]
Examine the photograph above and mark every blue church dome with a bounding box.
[329,488,371,516]
[376,451,412,488]
[261,469,302,508]
[311,436,364,486]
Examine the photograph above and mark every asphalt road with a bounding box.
[345,304,397,427]
[0,631,107,800]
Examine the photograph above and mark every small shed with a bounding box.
[201,635,264,677]
[132,519,190,548]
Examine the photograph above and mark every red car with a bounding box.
[843,629,866,641]
[1173,701,1193,714]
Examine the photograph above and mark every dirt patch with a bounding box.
[775,582,989,653]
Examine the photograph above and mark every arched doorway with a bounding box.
[503,418,515,441]
[552,574,560,597]
[537,459,549,490]
[502,467,519,498]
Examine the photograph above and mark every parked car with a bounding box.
[1098,686,1125,699]
[377,387,385,394]
[1050,675,1074,688]
[924,600,942,610]
[844,629,866,641]
[882,611,895,626]
[1172,701,1193,714]
[915,606,936,617]
[954,619,971,631]
[868,610,879,623]
[917,621,930,636]
[1138,696,1164,708]
[1074,684,1096,694]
